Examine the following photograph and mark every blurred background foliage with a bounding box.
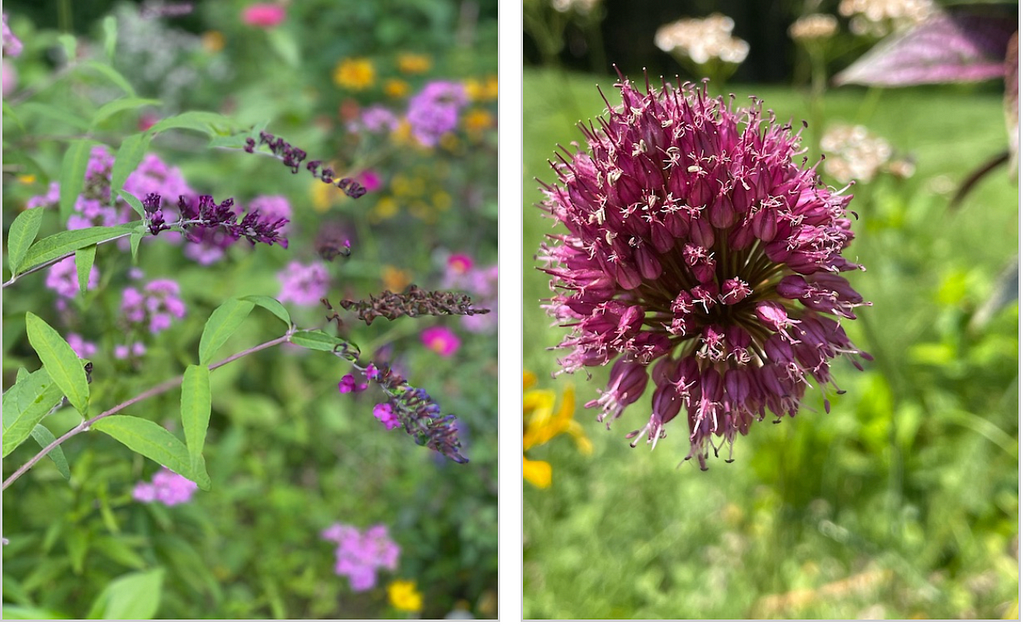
[523,0,1018,618]
[3,0,497,618]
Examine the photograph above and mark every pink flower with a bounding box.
[277,261,330,306]
[132,468,198,506]
[67,334,97,359]
[538,74,871,469]
[358,170,383,192]
[447,253,474,275]
[321,523,401,592]
[241,3,285,28]
[2,62,16,96]
[421,327,460,357]
[338,373,367,394]
[373,403,401,430]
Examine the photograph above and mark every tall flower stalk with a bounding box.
[537,73,872,469]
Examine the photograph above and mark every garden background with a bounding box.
[523,0,1019,619]
[2,0,498,619]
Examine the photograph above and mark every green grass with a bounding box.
[523,68,1018,619]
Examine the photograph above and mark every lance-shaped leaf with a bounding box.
[25,312,90,415]
[835,8,1017,86]
[59,139,97,223]
[181,365,212,480]
[6,206,44,276]
[198,299,254,365]
[2,367,66,457]
[241,295,291,328]
[30,424,71,480]
[92,415,210,490]
[16,223,137,275]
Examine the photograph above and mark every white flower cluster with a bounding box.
[788,13,839,41]
[820,124,894,183]
[839,0,936,36]
[655,13,749,65]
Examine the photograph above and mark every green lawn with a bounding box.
[523,67,1018,619]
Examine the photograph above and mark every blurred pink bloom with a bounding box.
[277,261,330,306]
[321,523,401,592]
[358,170,382,192]
[67,334,97,359]
[2,62,16,96]
[241,3,285,28]
[373,403,401,430]
[447,253,474,275]
[3,13,22,57]
[132,468,198,506]
[421,326,460,357]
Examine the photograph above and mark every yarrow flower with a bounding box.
[132,467,198,506]
[537,75,871,469]
[421,326,460,357]
[321,523,400,592]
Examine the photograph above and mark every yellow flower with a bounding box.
[17,174,36,184]
[333,58,375,91]
[523,370,590,489]
[397,53,431,74]
[382,265,412,292]
[311,178,345,213]
[466,76,499,102]
[387,580,423,613]
[202,30,225,53]
[384,78,410,98]
[371,196,399,222]
[464,108,493,139]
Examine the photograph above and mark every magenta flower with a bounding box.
[2,13,22,57]
[373,402,401,430]
[132,468,198,506]
[538,75,871,469]
[421,326,461,357]
[338,373,367,394]
[406,81,468,147]
[241,3,285,28]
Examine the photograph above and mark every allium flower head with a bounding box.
[538,75,871,469]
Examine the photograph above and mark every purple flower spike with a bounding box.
[539,73,871,469]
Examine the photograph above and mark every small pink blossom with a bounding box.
[132,468,198,506]
[241,3,285,28]
[277,261,330,306]
[321,523,401,592]
[338,373,367,394]
[373,403,401,430]
[67,334,97,359]
[421,326,460,357]
[45,257,98,301]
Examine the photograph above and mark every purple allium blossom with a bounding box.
[338,373,368,394]
[2,13,22,57]
[132,467,198,506]
[406,81,468,147]
[67,333,97,359]
[277,261,330,306]
[45,257,98,302]
[538,75,871,469]
[121,279,186,334]
[321,523,400,592]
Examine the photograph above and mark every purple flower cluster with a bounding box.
[244,130,367,199]
[539,76,871,469]
[443,256,498,334]
[45,257,99,309]
[277,261,330,306]
[321,523,400,592]
[67,333,97,359]
[406,81,468,147]
[132,467,198,506]
[121,278,186,335]
[349,105,400,134]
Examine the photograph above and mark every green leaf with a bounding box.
[148,111,237,137]
[58,139,97,223]
[92,535,146,570]
[111,133,152,194]
[91,415,209,490]
[241,295,291,328]
[4,100,25,131]
[57,34,77,63]
[198,299,254,365]
[86,569,164,619]
[78,60,136,97]
[30,424,71,480]
[25,313,89,416]
[119,189,145,219]
[290,330,351,353]
[181,365,212,481]
[90,97,160,129]
[74,245,96,294]
[2,367,65,457]
[16,223,137,275]
[129,231,144,262]
[16,102,89,131]
[101,15,117,61]
[2,605,68,619]
[6,207,44,276]
[266,28,300,67]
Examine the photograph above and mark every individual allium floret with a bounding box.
[406,81,468,147]
[537,75,871,469]
[121,278,187,334]
[277,260,330,306]
[132,467,198,506]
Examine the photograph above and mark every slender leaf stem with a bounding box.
[3,330,298,490]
